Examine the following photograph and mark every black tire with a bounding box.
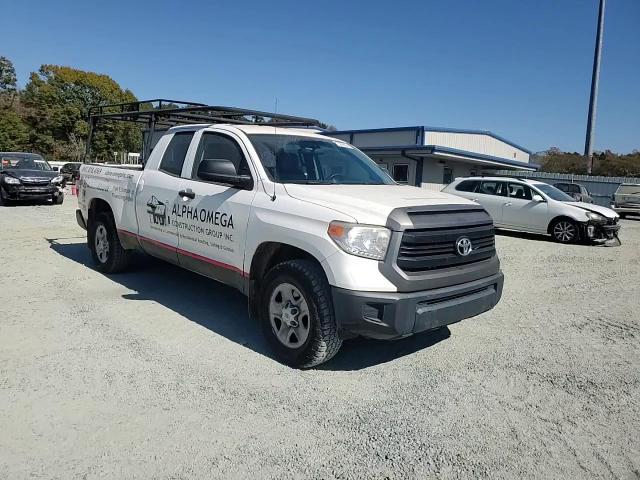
[52,194,64,205]
[550,218,579,243]
[89,214,131,273]
[260,259,342,368]
[619,213,626,219]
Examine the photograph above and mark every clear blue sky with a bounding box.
[2,0,638,153]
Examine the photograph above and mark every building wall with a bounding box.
[369,155,486,191]
[424,131,530,163]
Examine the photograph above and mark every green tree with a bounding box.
[0,56,17,93]
[21,65,141,160]
[0,109,29,151]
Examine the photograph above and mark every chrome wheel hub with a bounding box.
[269,283,310,348]
[554,221,576,242]
[95,225,110,263]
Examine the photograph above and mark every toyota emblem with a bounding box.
[456,237,473,256]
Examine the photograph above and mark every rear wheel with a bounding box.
[551,218,579,243]
[261,259,342,368]
[619,213,626,219]
[89,214,131,273]
[52,194,64,205]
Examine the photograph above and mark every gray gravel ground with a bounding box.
[1,198,639,479]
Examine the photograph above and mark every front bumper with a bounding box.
[332,272,504,340]
[581,220,621,245]
[1,183,60,200]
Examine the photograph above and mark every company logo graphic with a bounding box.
[147,196,168,226]
[455,237,473,256]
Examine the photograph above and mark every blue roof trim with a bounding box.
[326,125,532,155]
[357,144,539,170]
[325,126,423,135]
[429,146,540,170]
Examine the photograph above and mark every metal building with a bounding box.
[325,126,538,190]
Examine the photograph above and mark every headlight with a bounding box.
[2,176,20,185]
[51,175,64,184]
[585,211,605,222]
[328,221,391,260]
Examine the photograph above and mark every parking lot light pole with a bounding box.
[584,0,606,174]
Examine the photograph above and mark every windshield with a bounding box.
[1,154,51,171]
[535,183,576,202]
[247,134,395,185]
[617,184,640,195]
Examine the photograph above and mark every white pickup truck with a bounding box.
[77,124,504,367]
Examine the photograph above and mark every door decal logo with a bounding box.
[147,196,168,226]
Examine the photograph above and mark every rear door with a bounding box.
[134,130,195,263]
[473,180,507,225]
[175,129,256,290]
[501,182,549,232]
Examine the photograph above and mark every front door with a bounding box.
[134,130,195,263]
[176,130,255,290]
[501,182,550,232]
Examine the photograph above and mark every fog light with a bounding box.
[587,225,595,238]
[362,303,384,322]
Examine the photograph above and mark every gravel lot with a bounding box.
[1,198,639,479]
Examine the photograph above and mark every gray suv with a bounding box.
[612,183,640,218]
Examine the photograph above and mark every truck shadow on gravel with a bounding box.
[47,239,450,371]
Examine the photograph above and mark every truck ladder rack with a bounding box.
[85,98,323,162]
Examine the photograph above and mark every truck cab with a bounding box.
[78,120,504,368]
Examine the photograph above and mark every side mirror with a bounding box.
[532,194,544,203]
[197,159,253,189]
[53,166,59,171]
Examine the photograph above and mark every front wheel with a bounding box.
[52,193,64,205]
[89,214,131,273]
[551,218,579,243]
[261,259,342,368]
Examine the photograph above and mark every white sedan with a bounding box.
[442,177,620,244]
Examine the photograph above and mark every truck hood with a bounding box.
[565,201,618,219]
[283,184,477,226]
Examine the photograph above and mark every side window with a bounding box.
[479,181,506,196]
[508,183,532,200]
[192,132,251,180]
[392,164,409,184]
[456,180,479,192]
[159,131,194,176]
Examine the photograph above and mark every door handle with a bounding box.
[472,198,479,202]
[179,189,195,200]
[504,202,512,207]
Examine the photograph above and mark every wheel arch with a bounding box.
[547,215,580,234]
[247,241,329,320]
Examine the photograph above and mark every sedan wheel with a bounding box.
[552,220,578,243]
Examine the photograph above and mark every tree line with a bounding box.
[0,56,140,161]
[536,148,640,177]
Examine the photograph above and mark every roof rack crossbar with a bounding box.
[84,99,324,162]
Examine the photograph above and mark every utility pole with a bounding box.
[584,0,606,174]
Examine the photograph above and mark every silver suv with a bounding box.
[612,183,640,218]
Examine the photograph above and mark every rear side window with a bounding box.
[617,185,640,195]
[192,132,251,180]
[159,131,194,176]
[455,180,479,192]
[479,181,506,196]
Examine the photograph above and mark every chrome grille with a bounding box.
[397,208,495,273]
